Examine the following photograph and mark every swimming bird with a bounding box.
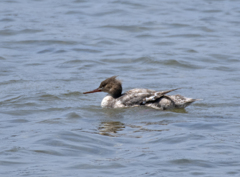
[83,76,198,110]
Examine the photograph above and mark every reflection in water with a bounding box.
[99,107,188,137]
[99,121,125,137]
[99,108,126,137]
[170,108,188,113]
[98,120,171,137]
[102,108,125,119]
[129,122,169,133]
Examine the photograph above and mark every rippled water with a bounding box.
[1,0,240,176]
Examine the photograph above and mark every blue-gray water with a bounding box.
[1,0,240,176]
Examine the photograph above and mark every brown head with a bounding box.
[83,76,122,98]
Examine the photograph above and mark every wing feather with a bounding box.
[118,88,179,106]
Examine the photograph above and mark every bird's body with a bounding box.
[83,76,198,110]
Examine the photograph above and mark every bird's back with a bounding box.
[101,88,198,110]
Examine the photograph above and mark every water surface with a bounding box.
[1,0,240,176]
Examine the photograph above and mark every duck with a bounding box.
[83,76,198,110]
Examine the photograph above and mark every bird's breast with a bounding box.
[101,95,125,108]
[101,95,113,108]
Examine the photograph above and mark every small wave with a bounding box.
[72,48,101,53]
[38,94,60,101]
[65,112,81,119]
[62,91,82,97]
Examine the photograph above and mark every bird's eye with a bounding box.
[99,83,106,89]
